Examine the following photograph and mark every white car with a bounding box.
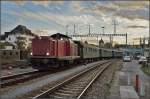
[123,56,131,62]
[139,56,147,64]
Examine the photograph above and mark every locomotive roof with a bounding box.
[51,33,71,39]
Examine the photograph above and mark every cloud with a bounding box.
[33,29,58,36]
[11,0,26,5]
[32,1,64,7]
[114,8,149,21]
[126,25,148,29]
[11,0,64,7]
[111,1,149,9]
[75,1,149,21]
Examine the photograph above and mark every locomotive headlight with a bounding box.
[46,52,49,56]
[30,52,33,55]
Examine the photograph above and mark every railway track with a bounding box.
[33,60,113,99]
[0,70,50,88]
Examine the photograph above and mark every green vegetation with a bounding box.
[141,64,150,76]
[0,42,15,49]
[104,42,112,48]
[0,42,5,49]
[16,36,27,50]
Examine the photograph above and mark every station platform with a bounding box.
[109,60,150,99]
[120,86,139,99]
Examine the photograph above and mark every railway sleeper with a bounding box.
[52,91,80,98]
[61,87,83,91]
[53,91,74,96]
[64,84,85,88]
[57,89,79,94]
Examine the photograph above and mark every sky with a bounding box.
[1,0,149,45]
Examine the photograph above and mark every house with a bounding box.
[0,25,37,49]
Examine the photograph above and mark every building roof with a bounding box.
[51,33,72,39]
[3,25,37,39]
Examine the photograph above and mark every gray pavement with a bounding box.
[121,60,149,85]
[0,67,36,77]
[109,60,150,99]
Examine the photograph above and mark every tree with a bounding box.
[0,42,15,49]
[104,42,112,48]
[0,42,5,49]
[114,43,120,49]
[15,36,27,50]
[15,36,28,59]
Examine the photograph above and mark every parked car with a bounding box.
[123,56,131,62]
[139,56,147,64]
[136,55,141,60]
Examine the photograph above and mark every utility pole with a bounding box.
[149,29,150,63]
[126,33,128,49]
[110,35,112,48]
[73,24,76,35]
[88,25,91,35]
[112,19,118,48]
[140,37,142,47]
[112,19,118,34]
[143,37,145,49]
[66,25,69,36]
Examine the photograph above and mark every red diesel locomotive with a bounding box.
[30,33,80,70]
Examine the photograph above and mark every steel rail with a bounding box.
[0,70,38,80]
[33,60,112,99]
[77,61,113,99]
[0,70,49,88]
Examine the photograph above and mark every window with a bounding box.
[10,52,12,56]
[3,51,6,55]
[16,52,18,55]
[9,37,11,40]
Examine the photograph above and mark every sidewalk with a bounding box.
[108,60,150,99]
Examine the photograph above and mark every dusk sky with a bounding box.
[1,0,149,44]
